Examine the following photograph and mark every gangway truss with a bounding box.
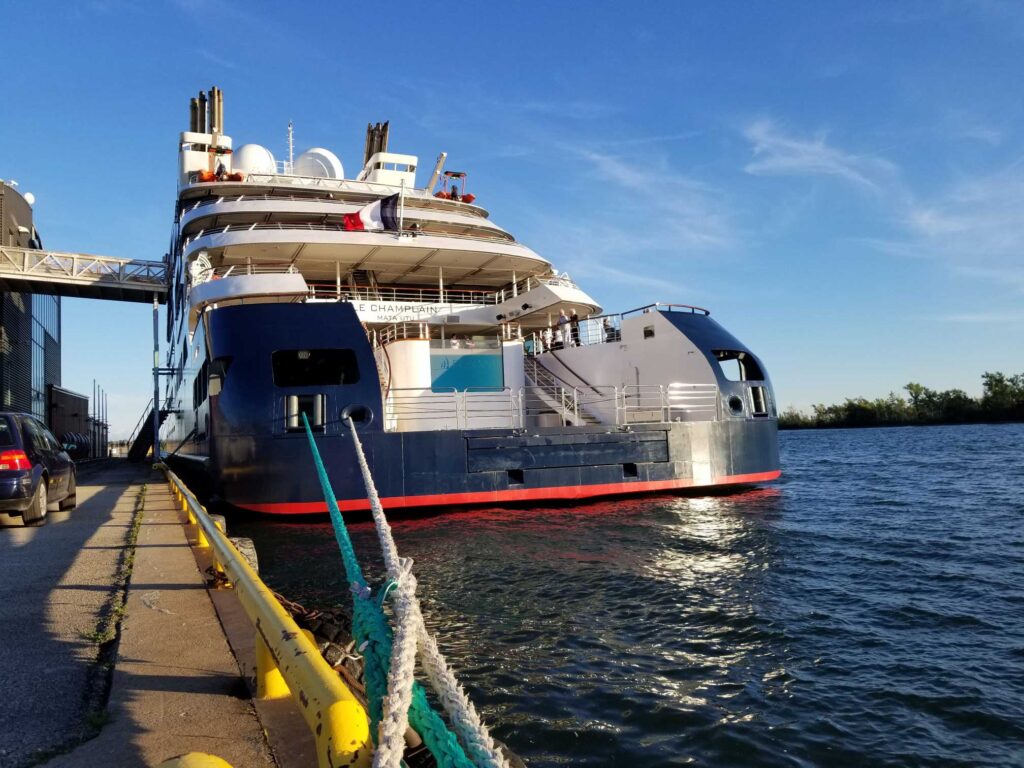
[0,245,167,303]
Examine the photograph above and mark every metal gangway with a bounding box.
[0,245,167,303]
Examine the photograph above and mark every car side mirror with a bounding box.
[63,444,76,452]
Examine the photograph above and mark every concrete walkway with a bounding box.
[0,461,274,768]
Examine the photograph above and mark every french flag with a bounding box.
[342,194,401,231]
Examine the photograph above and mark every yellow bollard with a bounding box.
[255,633,290,699]
[157,754,233,767]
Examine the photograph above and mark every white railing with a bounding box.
[490,273,580,305]
[307,283,499,306]
[181,191,492,219]
[192,261,298,284]
[180,221,525,254]
[0,245,167,300]
[620,384,720,423]
[372,322,431,347]
[383,383,723,432]
[384,387,522,432]
[524,313,621,355]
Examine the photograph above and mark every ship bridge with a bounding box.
[0,245,167,303]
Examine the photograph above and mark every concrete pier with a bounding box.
[0,462,274,768]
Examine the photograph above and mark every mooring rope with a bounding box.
[343,417,511,768]
[301,415,479,768]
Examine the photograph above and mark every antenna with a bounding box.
[287,120,294,171]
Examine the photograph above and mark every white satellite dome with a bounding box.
[294,147,344,179]
[232,144,277,175]
[23,192,35,206]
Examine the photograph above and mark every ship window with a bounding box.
[193,359,210,405]
[750,386,769,417]
[643,326,655,339]
[272,349,360,387]
[713,350,764,382]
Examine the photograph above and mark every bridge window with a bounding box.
[272,349,360,387]
[713,350,764,382]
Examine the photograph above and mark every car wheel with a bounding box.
[23,479,47,526]
[59,472,77,511]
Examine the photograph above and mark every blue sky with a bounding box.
[2,1,1022,435]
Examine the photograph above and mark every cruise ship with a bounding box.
[159,87,780,514]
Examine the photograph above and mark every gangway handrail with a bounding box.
[162,467,372,768]
[126,398,155,451]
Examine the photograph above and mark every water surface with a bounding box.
[235,423,1024,766]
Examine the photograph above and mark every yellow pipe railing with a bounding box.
[163,466,372,768]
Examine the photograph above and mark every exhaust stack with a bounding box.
[197,91,208,134]
[363,121,390,166]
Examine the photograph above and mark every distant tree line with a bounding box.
[779,372,1024,429]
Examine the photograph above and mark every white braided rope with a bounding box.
[374,559,419,768]
[347,420,510,768]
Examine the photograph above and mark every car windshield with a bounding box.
[0,419,15,447]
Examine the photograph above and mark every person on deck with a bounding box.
[557,309,570,346]
[570,309,580,347]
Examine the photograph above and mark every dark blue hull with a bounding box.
[162,302,780,514]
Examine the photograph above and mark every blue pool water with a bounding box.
[235,423,1024,766]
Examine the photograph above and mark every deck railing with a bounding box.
[383,383,722,432]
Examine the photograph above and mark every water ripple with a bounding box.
[235,423,1024,767]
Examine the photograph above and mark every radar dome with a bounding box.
[232,144,277,175]
[294,148,344,179]
[23,192,35,206]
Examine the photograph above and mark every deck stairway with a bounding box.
[127,402,170,462]
[524,356,602,426]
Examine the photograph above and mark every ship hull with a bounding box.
[176,420,780,514]
[162,302,780,514]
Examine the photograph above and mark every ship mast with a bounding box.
[287,120,294,172]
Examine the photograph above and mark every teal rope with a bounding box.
[302,416,476,768]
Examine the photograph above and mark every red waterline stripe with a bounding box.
[237,470,782,515]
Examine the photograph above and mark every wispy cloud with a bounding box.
[742,118,897,191]
[575,148,734,250]
[503,99,617,121]
[896,165,1024,290]
[198,49,238,71]
[742,117,1024,296]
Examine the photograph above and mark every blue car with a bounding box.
[0,413,77,526]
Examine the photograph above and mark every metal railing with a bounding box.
[192,262,299,284]
[0,245,167,297]
[163,468,372,768]
[181,221,526,255]
[384,387,523,431]
[371,322,431,346]
[524,314,621,355]
[620,384,720,423]
[307,282,500,305]
[126,397,155,451]
[383,383,723,431]
[181,190,492,219]
[622,302,710,317]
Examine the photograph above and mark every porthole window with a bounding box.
[728,395,744,415]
